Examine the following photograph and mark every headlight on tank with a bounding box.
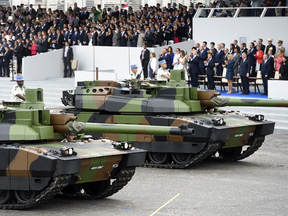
[60,147,77,157]
[212,117,226,126]
[113,142,132,150]
[248,114,264,122]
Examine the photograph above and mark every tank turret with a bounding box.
[0,88,196,209]
[61,70,287,169]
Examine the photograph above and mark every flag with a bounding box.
[122,4,128,10]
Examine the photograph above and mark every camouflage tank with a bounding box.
[62,70,288,168]
[0,88,194,209]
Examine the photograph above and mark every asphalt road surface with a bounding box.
[2,134,288,216]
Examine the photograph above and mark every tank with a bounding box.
[0,88,194,209]
[62,70,287,168]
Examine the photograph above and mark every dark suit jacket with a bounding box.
[71,32,79,45]
[247,48,256,65]
[261,60,270,77]
[41,39,49,52]
[265,44,276,55]
[214,50,223,64]
[120,32,127,46]
[206,59,215,75]
[188,56,200,74]
[240,48,248,55]
[92,33,98,46]
[260,44,265,52]
[238,58,250,76]
[16,43,24,57]
[4,50,12,63]
[120,9,127,18]
[158,53,171,70]
[62,46,73,61]
[198,51,207,69]
[279,63,288,80]
[56,34,64,49]
[98,32,106,46]
[140,49,150,64]
[132,33,138,47]
[145,32,153,47]
[267,56,275,78]
[154,29,163,45]
[164,25,173,41]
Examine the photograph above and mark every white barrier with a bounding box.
[22,40,195,81]
[268,80,288,100]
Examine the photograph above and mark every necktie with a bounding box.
[142,50,145,58]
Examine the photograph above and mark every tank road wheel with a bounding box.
[82,180,109,196]
[14,190,37,204]
[61,184,82,195]
[0,190,12,205]
[147,152,168,164]
[218,146,243,160]
[171,153,192,165]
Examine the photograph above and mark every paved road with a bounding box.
[2,134,288,216]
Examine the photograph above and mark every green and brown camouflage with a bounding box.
[0,88,194,209]
[61,69,287,168]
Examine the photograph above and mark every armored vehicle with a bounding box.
[62,70,288,168]
[0,88,194,209]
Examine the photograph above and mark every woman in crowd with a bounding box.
[172,48,181,69]
[88,33,93,46]
[177,50,188,81]
[279,56,288,80]
[229,43,235,54]
[148,52,157,80]
[102,8,108,21]
[88,8,94,22]
[30,40,37,56]
[274,49,284,72]
[224,54,234,93]
[255,45,263,71]
[168,46,174,69]
[173,23,181,44]
[106,28,113,46]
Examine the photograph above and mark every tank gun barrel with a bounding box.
[51,114,195,136]
[200,97,288,108]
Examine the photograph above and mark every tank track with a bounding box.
[58,167,135,200]
[213,136,265,162]
[143,142,222,169]
[1,175,71,210]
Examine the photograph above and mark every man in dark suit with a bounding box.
[92,27,98,46]
[16,39,24,73]
[237,53,250,95]
[98,26,106,46]
[56,29,64,49]
[0,42,5,77]
[145,27,153,47]
[214,44,224,76]
[247,42,257,77]
[120,4,127,19]
[261,54,270,95]
[41,34,49,52]
[132,28,138,47]
[188,49,200,87]
[267,50,275,78]
[112,6,120,19]
[158,49,171,70]
[198,46,207,76]
[154,24,163,46]
[78,26,85,45]
[3,46,12,77]
[71,27,79,45]
[62,42,73,78]
[240,43,248,55]
[140,44,150,78]
[205,53,215,90]
[258,38,265,52]
[164,21,173,44]
[120,28,127,47]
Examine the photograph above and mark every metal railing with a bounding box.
[194,6,288,18]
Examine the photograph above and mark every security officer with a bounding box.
[156,60,170,81]
[11,76,25,101]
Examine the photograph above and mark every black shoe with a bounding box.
[261,93,266,95]
[239,93,245,95]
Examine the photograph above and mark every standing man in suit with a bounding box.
[202,41,209,54]
[132,28,138,47]
[265,38,276,55]
[154,24,163,46]
[140,44,150,79]
[240,43,248,55]
[237,53,250,95]
[247,42,257,77]
[222,48,229,67]
[267,50,275,78]
[0,42,5,77]
[92,27,98,46]
[72,27,79,46]
[204,53,215,90]
[120,28,127,47]
[233,48,241,77]
[56,29,64,49]
[158,49,171,70]
[62,42,73,78]
[16,38,24,74]
[3,46,12,77]
[257,38,265,52]
[98,26,106,46]
[214,44,223,76]
[112,28,121,46]
[198,46,207,76]
[137,29,145,47]
[164,21,173,44]
[145,27,153,48]
[188,49,200,87]
[261,54,270,95]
